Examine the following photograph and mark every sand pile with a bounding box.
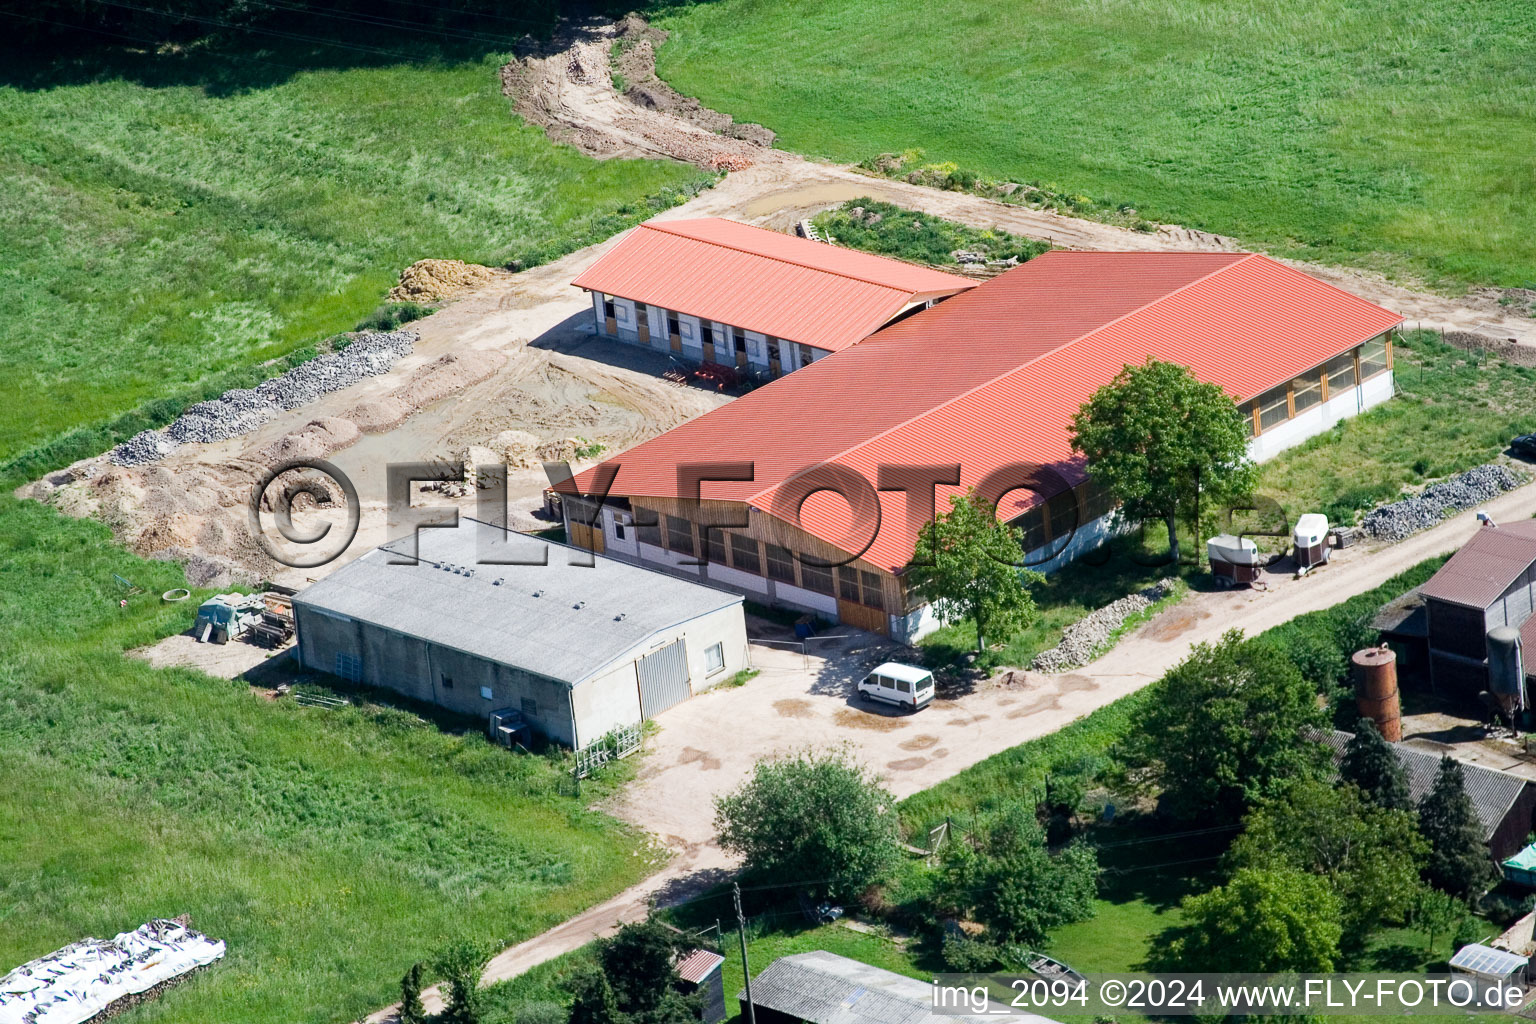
[388,259,500,304]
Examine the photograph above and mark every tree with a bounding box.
[934,806,1098,946]
[399,962,428,1024]
[1410,886,1466,955]
[1070,358,1255,564]
[1228,780,1427,945]
[1340,718,1413,812]
[1119,631,1330,822]
[435,941,490,1024]
[567,921,700,1024]
[1418,756,1500,899]
[714,748,900,899]
[907,491,1043,652]
[1166,867,1342,972]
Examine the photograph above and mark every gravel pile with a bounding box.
[1032,577,1179,673]
[110,330,416,465]
[1359,464,1524,541]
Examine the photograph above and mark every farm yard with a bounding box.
[4,2,1536,1023]
[653,0,1536,288]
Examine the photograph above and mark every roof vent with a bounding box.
[493,578,504,586]
[532,589,544,598]
[614,612,626,621]
[574,600,586,610]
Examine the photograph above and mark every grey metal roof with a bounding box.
[739,952,1061,1024]
[1370,587,1427,638]
[1324,730,1528,841]
[293,518,742,686]
[1419,521,1536,610]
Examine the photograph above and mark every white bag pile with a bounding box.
[0,919,225,1024]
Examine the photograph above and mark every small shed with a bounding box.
[740,951,1062,1024]
[676,949,726,1024]
[1449,943,1528,1001]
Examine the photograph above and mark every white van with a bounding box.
[857,662,935,711]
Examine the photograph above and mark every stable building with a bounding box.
[1379,519,1536,701]
[571,217,975,379]
[562,250,1402,643]
[292,519,748,748]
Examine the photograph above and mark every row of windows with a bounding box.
[598,295,825,370]
[634,509,886,610]
[1246,335,1391,437]
[1008,481,1116,554]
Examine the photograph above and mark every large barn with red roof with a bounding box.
[572,217,976,378]
[563,245,1401,642]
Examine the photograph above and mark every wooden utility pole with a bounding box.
[734,882,756,1024]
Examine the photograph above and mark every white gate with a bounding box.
[637,639,691,719]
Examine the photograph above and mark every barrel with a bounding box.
[1353,646,1401,741]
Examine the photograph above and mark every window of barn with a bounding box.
[705,528,727,566]
[1359,337,1390,380]
[730,533,762,575]
[1325,351,1357,395]
[860,571,885,609]
[765,543,795,582]
[666,515,696,557]
[799,559,834,595]
[838,567,861,603]
[1291,373,1323,415]
[635,506,662,547]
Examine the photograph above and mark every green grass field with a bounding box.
[653,0,1536,287]
[0,497,655,1022]
[0,47,703,460]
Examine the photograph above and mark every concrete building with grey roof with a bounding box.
[292,518,749,748]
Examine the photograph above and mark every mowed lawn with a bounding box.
[0,50,701,458]
[0,498,656,1023]
[653,0,1536,287]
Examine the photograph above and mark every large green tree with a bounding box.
[435,941,490,1024]
[934,806,1098,946]
[714,748,900,899]
[1070,358,1255,564]
[1418,756,1500,899]
[1167,867,1343,972]
[1228,780,1427,945]
[1119,631,1330,822]
[567,921,701,1024]
[907,491,1042,651]
[1341,718,1413,812]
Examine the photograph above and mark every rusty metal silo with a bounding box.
[1353,645,1401,742]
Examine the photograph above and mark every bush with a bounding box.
[357,301,435,332]
[941,934,1002,972]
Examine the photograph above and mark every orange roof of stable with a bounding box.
[571,218,976,352]
[576,251,1403,572]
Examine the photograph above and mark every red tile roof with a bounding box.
[571,218,976,352]
[1420,520,1536,609]
[576,251,1403,572]
[675,948,725,984]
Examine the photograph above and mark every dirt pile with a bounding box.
[388,259,502,304]
[501,15,775,167]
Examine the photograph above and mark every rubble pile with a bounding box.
[1032,577,1179,673]
[1360,464,1524,541]
[110,330,416,465]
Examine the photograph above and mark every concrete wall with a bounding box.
[570,659,641,746]
[1248,371,1394,462]
[293,602,579,746]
